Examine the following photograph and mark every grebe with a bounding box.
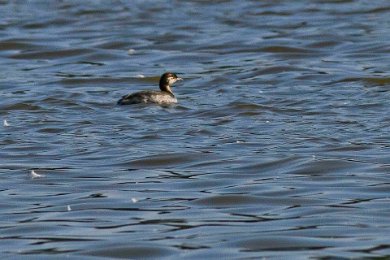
[117,72,182,105]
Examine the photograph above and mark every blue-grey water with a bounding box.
[1,0,390,258]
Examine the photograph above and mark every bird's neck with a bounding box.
[160,84,174,96]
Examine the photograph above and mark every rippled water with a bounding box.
[1,0,390,258]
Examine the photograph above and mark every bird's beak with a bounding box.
[177,77,183,81]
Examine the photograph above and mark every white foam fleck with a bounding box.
[131,198,138,203]
[135,74,145,78]
[3,119,10,127]
[30,170,44,179]
[128,48,136,55]
[67,205,72,211]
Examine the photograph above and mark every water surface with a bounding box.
[1,0,390,258]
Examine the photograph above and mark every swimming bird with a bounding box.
[117,72,182,105]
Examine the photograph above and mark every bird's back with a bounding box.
[117,90,177,105]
